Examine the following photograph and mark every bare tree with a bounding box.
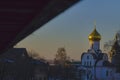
[104,30,120,60]
[52,48,76,80]
[54,47,71,66]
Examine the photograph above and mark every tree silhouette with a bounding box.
[104,31,120,60]
[54,47,71,66]
[28,50,45,61]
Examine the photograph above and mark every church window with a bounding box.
[87,56,89,59]
[90,61,91,66]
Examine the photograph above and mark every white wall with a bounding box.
[96,67,115,80]
[81,53,95,67]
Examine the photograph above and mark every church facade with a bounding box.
[79,25,120,80]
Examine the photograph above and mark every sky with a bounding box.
[16,0,120,60]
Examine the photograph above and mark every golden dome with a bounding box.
[88,28,101,41]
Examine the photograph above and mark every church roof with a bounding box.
[81,51,104,59]
[103,61,114,67]
[0,48,28,61]
[88,27,101,41]
[90,52,105,60]
[81,52,97,60]
[95,60,114,67]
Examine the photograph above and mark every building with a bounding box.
[78,24,120,80]
[0,48,49,80]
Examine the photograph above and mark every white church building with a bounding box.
[79,25,120,80]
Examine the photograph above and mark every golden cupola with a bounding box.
[88,27,101,41]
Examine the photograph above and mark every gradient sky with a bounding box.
[16,0,120,60]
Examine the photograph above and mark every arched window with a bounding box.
[87,55,89,59]
[90,61,91,66]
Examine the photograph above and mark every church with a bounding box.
[79,24,120,80]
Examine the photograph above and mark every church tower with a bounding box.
[88,23,101,52]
